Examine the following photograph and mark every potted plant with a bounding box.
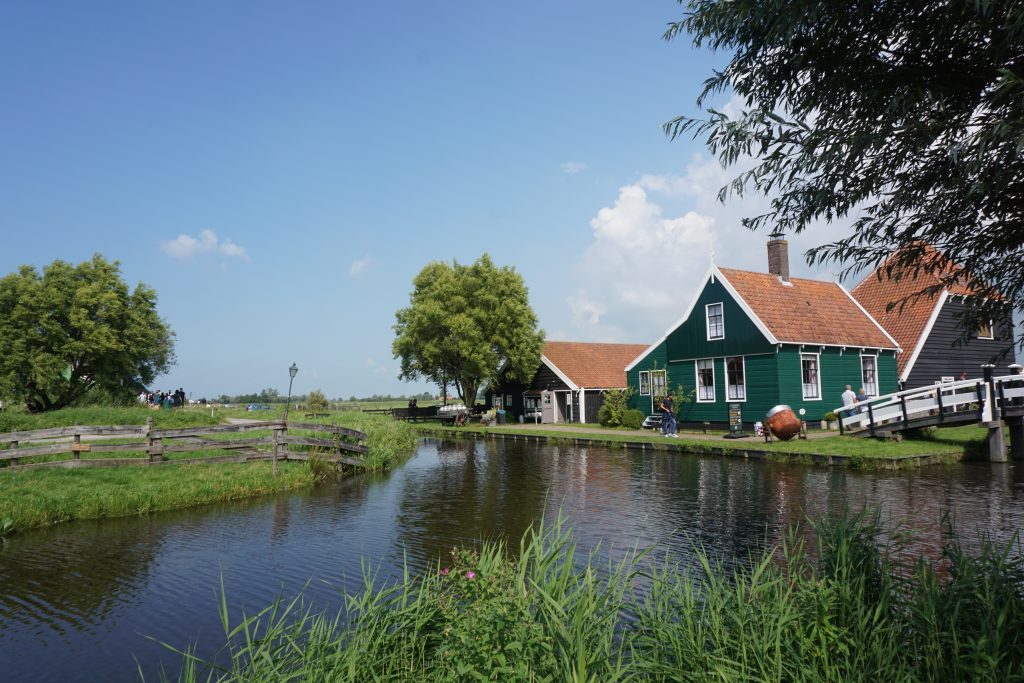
[822,411,839,430]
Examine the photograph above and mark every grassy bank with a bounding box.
[418,422,995,462]
[0,461,313,530]
[0,408,419,533]
[153,510,1024,682]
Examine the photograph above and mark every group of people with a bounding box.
[138,388,187,409]
[840,385,870,416]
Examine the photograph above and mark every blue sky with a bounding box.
[0,1,856,399]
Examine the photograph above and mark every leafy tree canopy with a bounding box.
[668,1,1024,342]
[306,389,329,412]
[0,255,176,411]
[393,254,545,407]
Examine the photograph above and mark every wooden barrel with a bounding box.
[764,405,801,441]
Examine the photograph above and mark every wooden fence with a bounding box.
[0,419,368,476]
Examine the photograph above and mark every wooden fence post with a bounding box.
[72,427,81,461]
[272,425,282,478]
[146,416,158,464]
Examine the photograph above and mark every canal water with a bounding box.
[3,437,1024,682]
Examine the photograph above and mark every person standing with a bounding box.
[841,385,857,417]
[856,387,868,413]
[659,392,677,437]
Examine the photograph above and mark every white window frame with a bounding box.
[800,353,821,401]
[493,395,503,409]
[977,319,994,340]
[726,356,746,402]
[651,370,667,399]
[639,370,651,396]
[860,354,878,397]
[705,302,725,341]
[695,359,716,403]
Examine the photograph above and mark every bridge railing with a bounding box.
[996,375,1024,411]
[835,378,987,436]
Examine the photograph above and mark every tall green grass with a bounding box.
[152,510,1024,682]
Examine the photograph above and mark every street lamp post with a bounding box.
[284,362,298,422]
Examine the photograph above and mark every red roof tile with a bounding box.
[542,341,649,389]
[851,244,984,375]
[717,268,897,349]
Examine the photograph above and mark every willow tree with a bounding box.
[668,1,1024,344]
[0,255,176,411]
[393,254,544,407]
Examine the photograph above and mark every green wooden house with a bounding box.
[626,238,901,427]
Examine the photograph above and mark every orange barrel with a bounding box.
[764,405,801,441]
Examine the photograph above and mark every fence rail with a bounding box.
[0,419,368,475]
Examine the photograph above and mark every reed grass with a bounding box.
[151,509,1024,682]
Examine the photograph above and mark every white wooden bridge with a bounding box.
[833,368,1024,461]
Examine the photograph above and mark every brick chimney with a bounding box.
[767,235,790,282]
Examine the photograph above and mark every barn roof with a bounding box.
[851,243,998,376]
[717,268,898,349]
[542,341,649,389]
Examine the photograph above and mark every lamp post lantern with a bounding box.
[285,362,298,422]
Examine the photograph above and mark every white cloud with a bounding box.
[160,229,249,262]
[564,145,858,343]
[566,184,715,342]
[348,257,373,278]
[560,161,588,174]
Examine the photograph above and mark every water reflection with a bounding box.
[2,438,1023,682]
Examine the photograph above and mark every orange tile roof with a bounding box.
[717,268,897,349]
[850,244,982,375]
[542,341,649,389]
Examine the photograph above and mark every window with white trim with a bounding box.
[651,370,667,399]
[726,356,746,400]
[860,356,878,396]
[639,371,651,396]
[977,320,994,340]
[706,303,725,340]
[493,395,503,409]
[696,359,715,402]
[801,353,820,400]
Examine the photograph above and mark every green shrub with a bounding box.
[823,411,839,422]
[306,389,329,413]
[598,388,635,427]
[622,409,645,430]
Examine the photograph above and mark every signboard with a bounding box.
[724,403,748,439]
[728,403,743,436]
